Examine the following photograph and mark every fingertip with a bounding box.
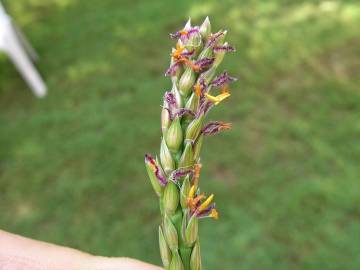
[93,256,163,270]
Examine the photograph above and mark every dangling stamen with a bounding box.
[194,83,202,97]
[171,43,185,60]
[198,194,214,212]
[188,193,206,212]
[179,57,200,71]
[188,185,196,199]
[204,91,230,105]
[193,163,202,188]
[209,209,219,219]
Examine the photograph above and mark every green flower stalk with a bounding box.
[145,17,236,270]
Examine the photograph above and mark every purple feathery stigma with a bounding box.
[194,57,215,71]
[203,101,213,115]
[198,77,208,97]
[200,77,207,89]
[196,203,216,218]
[165,61,181,76]
[213,45,236,52]
[187,27,199,36]
[145,154,168,186]
[176,108,195,118]
[163,92,177,120]
[170,27,199,41]
[205,31,225,48]
[211,71,238,87]
[164,92,177,108]
[164,107,173,121]
[170,31,181,40]
[196,100,213,118]
[181,49,195,58]
[202,121,232,136]
[195,76,208,101]
[155,167,167,186]
[170,168,193,182]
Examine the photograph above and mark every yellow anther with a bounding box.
[179,30,188,36]
[205,92,230,105]
[192,194,205,206]
[198,194,214,212]
[180,57,200,72]
[172,43,185,60]
[188,185,196,199]
[221,85,229,94]
[193,163,202,187]
[210,209,219,220]
[187,186,203,211]
[194,83,202,97]
[149,163,157,172]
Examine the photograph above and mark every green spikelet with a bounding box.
[193,135,204,162]
[145,159,163,197]
[185,115,204,143]
[184,214,198,247]
[163,181,180,215]
[160,138,175,174]
[180,176,191,209]
[190,241,201,270]
[166,116,183,153]
[159,226,172,270]
[164,214,179,252]
[170,251,185,270]
[178,142,194,169]
[179,67,196,97]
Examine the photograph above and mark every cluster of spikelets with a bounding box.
[145,17,237,270]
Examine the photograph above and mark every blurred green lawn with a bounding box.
[1,0,360,269]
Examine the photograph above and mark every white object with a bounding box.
[0,2,47,97]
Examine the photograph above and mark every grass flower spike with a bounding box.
[145,17,236,270]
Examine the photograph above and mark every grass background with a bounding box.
[1,0,360,269]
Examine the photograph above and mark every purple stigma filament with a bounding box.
[145,154,168,186]
[195,57,215,71]
[170,27,200,41]
[202,121,232,136]
[196,100,214,118]
[213,45,236,52]
[205,31,225,48]
[195,203,216,218]
[165,61,181,76]
[164,92,177,108]
[181,49,195,58]
[211,71,238,87]
[176,108,195,118]
[170,168,193,183]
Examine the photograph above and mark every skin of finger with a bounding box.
[0,230,162,270]
[92,257,163,270]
